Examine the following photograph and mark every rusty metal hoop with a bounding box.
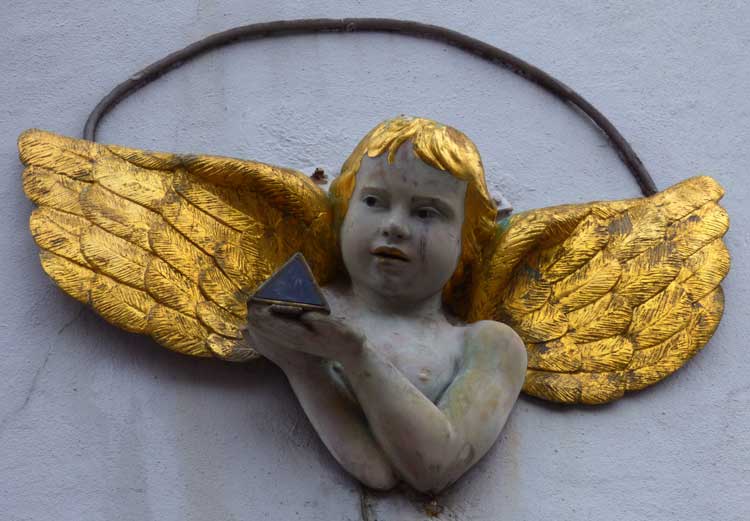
[84,18,657,196]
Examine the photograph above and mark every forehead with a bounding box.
[355,145,467,203]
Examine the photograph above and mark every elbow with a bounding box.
[406,470,453,495]
[400,441,470,494]
[340,449,399,491]
[410,478,447,495]
[359,465,398,491]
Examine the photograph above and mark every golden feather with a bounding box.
[20,129,337,361]
[469,176,730,404]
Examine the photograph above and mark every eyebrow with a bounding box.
[359,186,390,198]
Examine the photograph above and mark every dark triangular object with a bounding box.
[251,253,330,313]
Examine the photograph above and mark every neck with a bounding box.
[350,283,445,320]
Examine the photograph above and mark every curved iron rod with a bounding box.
[84,18,657,196]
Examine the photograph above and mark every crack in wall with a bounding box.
[359,484,376,521]
[0,342,54,436]
[57,305,85,335]
[0,306,84,436]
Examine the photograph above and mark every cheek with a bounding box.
[341,221,360,259]
[340,210,375,265]
[444,229,463,269]
[343,207,376,237]
[421,224,463,273]
[437,223,462,252]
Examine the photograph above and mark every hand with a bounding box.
[246,304,365,365]
[241,304,315,372]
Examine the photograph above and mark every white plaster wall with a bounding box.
[1,2,748,520]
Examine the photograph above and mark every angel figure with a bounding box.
[19,116,729,493]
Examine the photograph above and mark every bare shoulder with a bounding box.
[462,320,527,374]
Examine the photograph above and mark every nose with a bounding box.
[381,215,410,240]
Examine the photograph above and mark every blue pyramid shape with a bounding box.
[253,253,328,309]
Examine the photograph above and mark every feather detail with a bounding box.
[81,184,159,252]
[206,333,258,362]
[472,176,730,404]
[148,305,211,357]
[145,258,201,318]
[526,338,581,372]
[197,301,244,339]
[30,208,90,266]
[81,227,150,290]
[20,129,337,361]
[90,275,154,333]
[198,266,246,318]
[39,252,94,304]
[23,166,88,216]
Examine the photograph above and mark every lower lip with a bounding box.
[373,255,410,269]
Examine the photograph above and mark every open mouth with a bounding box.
[371,246,410,262]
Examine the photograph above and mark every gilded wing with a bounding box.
[468,176,730,404]
[20,130,337,361]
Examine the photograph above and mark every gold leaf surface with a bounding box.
[20,129,337,361]
[477,176,730,404]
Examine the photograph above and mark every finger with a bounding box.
[270,304,305,319]
[264,308,315,335]
[248,305,306,333]
[266,313,316,339]
[298,309,334,327]
[300,312,356,337]
[247,302,270,319]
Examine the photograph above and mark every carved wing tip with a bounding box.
[18,128,51,165]
[684,175,725,200]
[693,174,724,190]
[18,127,48,144]
[206,333,260,363]
[21,165,38,201]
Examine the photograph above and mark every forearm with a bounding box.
[339,344,459,491]
[283,360,397,490]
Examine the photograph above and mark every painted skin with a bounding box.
[246,144,527,493]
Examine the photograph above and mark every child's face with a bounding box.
[340,144,467,305]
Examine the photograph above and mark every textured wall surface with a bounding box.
[2,2,748,520]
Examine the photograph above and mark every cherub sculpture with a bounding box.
[19,116,730,493]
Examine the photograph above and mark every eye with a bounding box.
[363,195,381,207]
[414,207,441,220]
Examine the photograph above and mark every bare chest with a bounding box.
[322,286,466,402]
[354,322,463,402]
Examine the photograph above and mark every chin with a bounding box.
[370,278,407,298]
[370,279,438,303]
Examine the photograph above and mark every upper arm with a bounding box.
[436,321,527,476]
